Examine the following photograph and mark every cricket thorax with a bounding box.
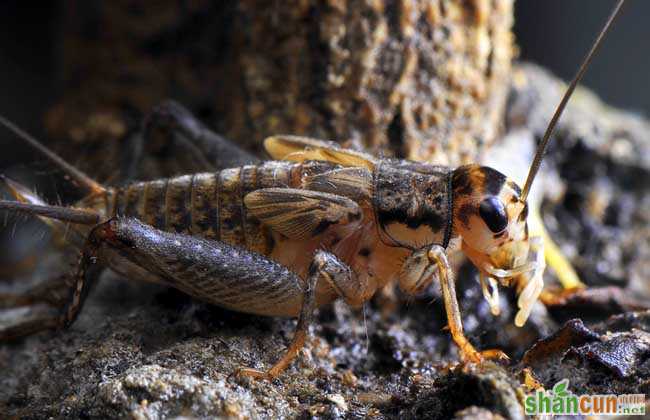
[374,160,453,250]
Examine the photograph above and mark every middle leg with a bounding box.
[237,250,360,380]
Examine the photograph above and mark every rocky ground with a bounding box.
[1,64,649,419]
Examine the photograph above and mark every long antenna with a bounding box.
[0,115,104,194]
[520,0,626,202]
[0,200,100,225]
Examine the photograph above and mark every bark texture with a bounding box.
[46,0,513,177]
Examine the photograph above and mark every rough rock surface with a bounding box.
[1,64,649,419]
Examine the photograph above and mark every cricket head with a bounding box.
[390,0,625,328]
[451,164,542,326]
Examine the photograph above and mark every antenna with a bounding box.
[0,114,105,194]
[0,200,100,225]
[520,0,626,202]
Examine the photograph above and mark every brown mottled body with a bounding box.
[89,158,453,316]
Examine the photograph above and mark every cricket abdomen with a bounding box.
[107,160,338,256]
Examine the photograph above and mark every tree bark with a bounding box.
[46,0,514,181]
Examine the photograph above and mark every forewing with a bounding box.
[264,135,376,170]
[304,167,373,203]
[244,188,362,240]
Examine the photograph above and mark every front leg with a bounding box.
[400,245,508,363]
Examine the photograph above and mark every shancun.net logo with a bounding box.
[525,379,645,416]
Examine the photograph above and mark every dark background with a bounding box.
[0,0,648,161]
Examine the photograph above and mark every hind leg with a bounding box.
[0,277,68,340]
[123,100,259,180]
[0,256,103,340]
[0,210,109,341]
[69,217,363,379]
[0,276,69,309]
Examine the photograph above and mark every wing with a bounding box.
[304,167,373,203]
[244,188,362,240]
[264,135,376,170]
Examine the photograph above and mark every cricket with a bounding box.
[0,1,625,381]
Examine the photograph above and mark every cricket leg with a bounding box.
[0,275,68,334]
[0,246,104,340]
[68,218,361,380]
[237,250,360,380]
[527,207,585,306]
[427,246,509,363]
[0,316,61,340]
[124,100,259,179]
[0,276,69,310]
[527,206,584,291]
[0,179,103,340]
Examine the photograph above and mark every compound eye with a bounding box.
[479,197,508,233]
